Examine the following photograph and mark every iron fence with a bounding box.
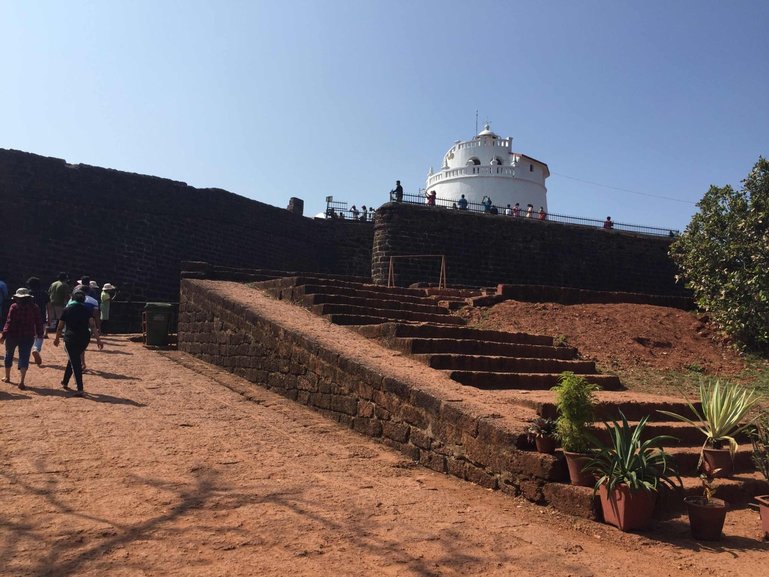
[325,191,678,237]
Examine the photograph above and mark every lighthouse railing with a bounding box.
[396,191,678,237]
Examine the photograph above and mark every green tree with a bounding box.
[670,157,769,352]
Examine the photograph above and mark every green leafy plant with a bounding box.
[551,372,600,453]
[586,411,681,493]
[527,417,557,441]
[670,156,769,352]
[750,412,769,481]
[553,334,568,347]
[659,379,761,464]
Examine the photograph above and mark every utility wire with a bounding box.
[551,171,696,205]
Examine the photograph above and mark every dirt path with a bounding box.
[2,336,767,576]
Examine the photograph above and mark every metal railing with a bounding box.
[323,199,375,223]
[394,191,679,237]
[323,191,679,237]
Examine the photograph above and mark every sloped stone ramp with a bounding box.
[178,269,768,520]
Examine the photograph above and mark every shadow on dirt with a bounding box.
[0,463,533,577]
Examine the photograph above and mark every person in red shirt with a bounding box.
[1,288,44,389]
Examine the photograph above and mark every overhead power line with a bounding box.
[551,172,696,205]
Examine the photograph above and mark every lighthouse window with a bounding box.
[529,164,534,172]
[466,157,480,166]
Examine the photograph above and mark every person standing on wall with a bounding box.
[53,289,103,397]
[391,180,403,203]
[47,272,71,331]
[1,288,44,390]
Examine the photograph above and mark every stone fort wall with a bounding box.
[372,203,687,296]
[0,149,374,308]
[2,149,687,330]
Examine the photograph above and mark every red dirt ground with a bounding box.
[2,328,768,576]
[461,300,746,377]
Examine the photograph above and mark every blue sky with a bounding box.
[2,1,767,231]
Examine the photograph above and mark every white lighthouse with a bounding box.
[425,123,549,211]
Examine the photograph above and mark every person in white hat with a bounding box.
[100,283,117,334]
[1,288,45,389]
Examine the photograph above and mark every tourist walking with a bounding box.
[47,272,71,331]
[100,283,117,334]
[603,216,614,229]
[1,288,44,390]
[27,276,49,366]
[53,289,103,397]
[513,203,521,217]
[0,273,9,326]
[481,196,492,213]
[457,195,468,210]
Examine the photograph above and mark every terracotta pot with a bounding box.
[535,436,557,454]
[598,485,657,531]
[701,447,734,478]
[756,495,769,540]
[684,496,727,541]
[563,451,594,487]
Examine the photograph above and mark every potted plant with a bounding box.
[527,417,558,454]
[685,472,728,541]
[552,371,600,486]
[750,412,769,539]
[658,379,761,477]
[586,411,681,531]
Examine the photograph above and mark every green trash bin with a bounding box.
[144,302,173,346]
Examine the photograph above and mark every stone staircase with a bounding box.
[248,273,768,512]
[253,276,619,391]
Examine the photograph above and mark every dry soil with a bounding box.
[2,331,767,577]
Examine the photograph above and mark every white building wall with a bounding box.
[427,125,549,212]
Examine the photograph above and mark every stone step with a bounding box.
[544,471,769,520]
[393,338,578,359]
[324,314,465,327]
[447,370,623,391]
[510,391,700,422]
[665,444,756,476]
[313,304,463,325]
[586,419,755,447]
[418,354,598,374]
[352,322,555,346]
[303,293,449,315]
[255,275,429,298]
[298,283,441,306]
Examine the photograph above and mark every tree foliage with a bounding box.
[670,157,769,352]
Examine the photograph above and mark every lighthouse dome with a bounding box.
[426,122,549,212]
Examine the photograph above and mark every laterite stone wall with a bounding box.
[177,279,585,512]
[0,149,373,308]
[372,203,687,296]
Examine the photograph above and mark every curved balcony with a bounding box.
[427,165,517,187]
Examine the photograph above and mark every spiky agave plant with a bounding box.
[750,412,769,481]
[586,411,682,493]
[659,379,761,466]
